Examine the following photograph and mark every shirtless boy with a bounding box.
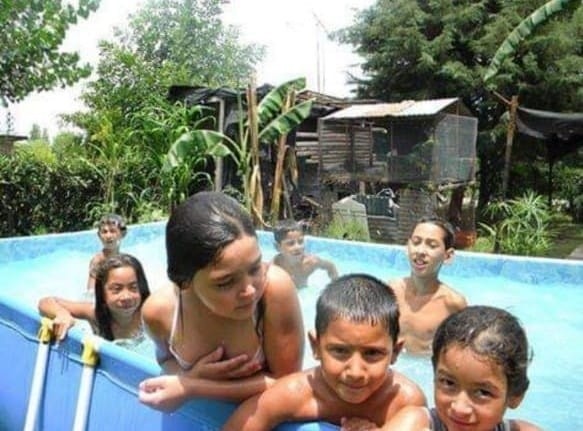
[222,274,426,431]
[272,219,338,288]
[389,216,467,354]
[87,214,127,292]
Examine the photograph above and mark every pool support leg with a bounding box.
[23,317,53,431]
[72,335,101,431]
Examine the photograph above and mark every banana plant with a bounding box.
[484,0,578,83]
[163,129,231,209]
[243,77,313,225]
[165,77,313,225]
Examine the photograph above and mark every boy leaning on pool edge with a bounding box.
[222,273,426,431]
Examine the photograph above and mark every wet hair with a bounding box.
[412,215,455,249]
[97,214,127,238]
[94,254,150,341]
[432,305,531,399]
[166,191,256,289]
[273,219,303,244]
[315,273,400,344]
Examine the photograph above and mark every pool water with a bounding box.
[1,222,581,430]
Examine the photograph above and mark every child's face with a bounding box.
[407,222,453,278]
[103,266,142,317]
[277,230,305,263]
[190,234,266,320]
[309,317,398,405]
[98,223,123,250]
[433,344,523,431]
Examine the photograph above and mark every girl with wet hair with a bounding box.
[138,191,304,412]
[39,253,150,342]
[385,305,542,431]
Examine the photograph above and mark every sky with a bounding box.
[4,0,375,139]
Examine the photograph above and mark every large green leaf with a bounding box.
[163,130,232,172]
[484,0,576,82]
[258,99,313,144]
[256,77,307,129]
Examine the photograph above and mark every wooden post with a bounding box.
[501,95,518,199]
[270,91,293,223]
[211,97,225,191]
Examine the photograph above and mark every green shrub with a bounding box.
[480,191,552,256]
[469,236,494,253]
[0,152,104,236]
[320,217,370,242]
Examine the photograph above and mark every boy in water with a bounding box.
[87,214,127,292]
[389,216,467,355]
[272,219,338,288]
[222,274,426,431]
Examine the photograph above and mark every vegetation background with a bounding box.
[1,0,581,258]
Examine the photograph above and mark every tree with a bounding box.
[483,0,581,199]
[127,0,263,87]
[73,0,263,122]
[484,0,580,83]
[29,124,42,140]
[337,0,582,207]
[63,0,264,212]
[0,0,100,104]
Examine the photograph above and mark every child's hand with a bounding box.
[185,345,262,380]
[52,312,75,342]
[341,416,379,430]
[138,374,186,412]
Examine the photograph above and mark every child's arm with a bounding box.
[86,255,99,292]
[141,288,259,378]
[140,287,184,374]
[311,255,338,280]
[139,373,277,412]
[445,287,468,314]
[376,371,427,430]
[321,257,339,280]
[378,405,430,430]
[140,287,280,411]
[262,264,305,376]
[37,297,94,341]
[221,374,307,431]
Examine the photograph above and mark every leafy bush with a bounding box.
[0,152,103,236]
[469,236,494,253]
[0,148,167,237]
[479,191,552,256]
[554,165,583,220]
[320,217,370,242]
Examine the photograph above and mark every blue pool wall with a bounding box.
[1,221,581,431]
[1,220,581,286]
[0,293,336,431]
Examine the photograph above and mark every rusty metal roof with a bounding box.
[323,98,461,120]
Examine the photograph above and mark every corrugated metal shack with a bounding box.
[303,98,478,245]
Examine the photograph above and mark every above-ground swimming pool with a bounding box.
[1,221,581,430]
